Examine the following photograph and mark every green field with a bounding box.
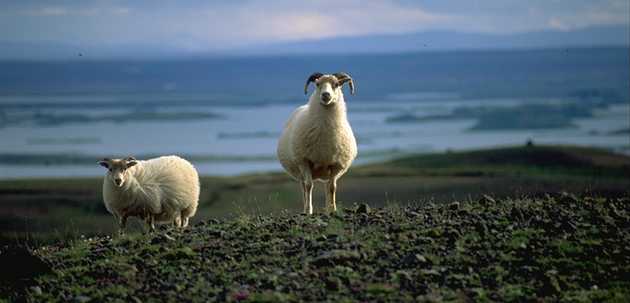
[1,145,628,246]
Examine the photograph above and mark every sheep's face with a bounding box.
[305,72,355,106]
[315,75,342,106]
[98,157,138,187]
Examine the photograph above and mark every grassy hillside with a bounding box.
[5,194,630,302]
[1,145,628,245]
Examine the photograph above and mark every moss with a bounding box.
[4,194,623,301]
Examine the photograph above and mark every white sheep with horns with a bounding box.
[277,72,358,214]
[98,155,200,234]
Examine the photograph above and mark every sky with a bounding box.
[0,0,628,57]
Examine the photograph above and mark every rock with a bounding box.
[416,254,428,264]
[409,211,421,217]
[0,246,52,289]
[73,295,91,303]
[357,204,371,214]
[150,233,175,244]
[394,270,413,289]
[326,234,339,242]
[479,195,496,205]
[325,277,341,291]
[310,250,361,267]
[558,192,578,204]
[208,229,226,238]
[29,286,43,295]
[401,253,431,267]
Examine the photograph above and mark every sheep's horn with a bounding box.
[304,72,323,95]
[334,72,355,95]
[98,158,110,168]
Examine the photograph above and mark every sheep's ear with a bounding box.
[304,72,323,95]
[126,156,136,161]
[334,72,355,95]
[98,159,110,168]
[126,159,138,168]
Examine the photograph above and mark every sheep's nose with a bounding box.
[321,92,332,102]
[114,178,122,185]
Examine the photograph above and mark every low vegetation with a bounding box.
[0,145,628,301]
[1,145,628,245]
[3,193,627,302]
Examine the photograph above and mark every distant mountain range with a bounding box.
[0,25,628,60]
[245,25,629,55]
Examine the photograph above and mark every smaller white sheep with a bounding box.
[98,155,200,234]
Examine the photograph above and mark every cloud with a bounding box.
[112,7,130,15]
[0,0,627,57]
[149,0,452,52]
[213,1,450,42]
[548,18,571,31]
[546,6,629,32]
[25,7,68,16]
[22,5,130,17]
[417,0,629,34]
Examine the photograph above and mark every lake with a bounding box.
[0,47,628,179]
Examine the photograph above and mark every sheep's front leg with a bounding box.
[300,164,314,215]
[302,179,314,215]
[118,215,128,236]
[145,214,156,233]
[326,176,338,213]
[174,216,182,229]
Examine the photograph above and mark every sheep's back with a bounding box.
[141,156,200,209]
[124,157,198,223]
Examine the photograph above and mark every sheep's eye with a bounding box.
[108,168,112,172]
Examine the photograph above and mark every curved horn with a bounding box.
[98,158,110,168]
[334,72,355,95]
[304,72,323,95]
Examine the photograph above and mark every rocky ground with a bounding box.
[4,193,629,302]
